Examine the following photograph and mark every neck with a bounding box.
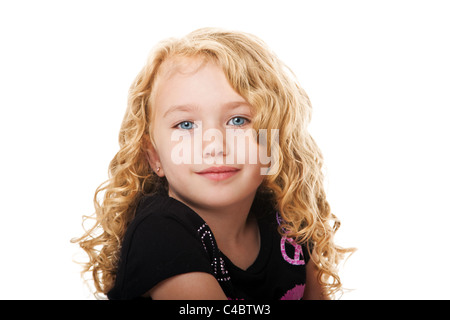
[199,200,254,247]
[169,190,257,247]
[169,190,261,270]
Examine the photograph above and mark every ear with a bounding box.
[143,135,165,177]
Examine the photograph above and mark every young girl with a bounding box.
[73,28,351,300]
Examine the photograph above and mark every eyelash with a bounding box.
[175,121,197,130]
[227,116,249,127]
[174,116,250,130]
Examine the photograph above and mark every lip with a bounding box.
[196,166,240,181]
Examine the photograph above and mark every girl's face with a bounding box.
[149,57,265,210]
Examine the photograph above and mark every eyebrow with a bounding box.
[162,101,251,118]
[163,104,199,118]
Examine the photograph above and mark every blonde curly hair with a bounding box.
[72,28,352,299]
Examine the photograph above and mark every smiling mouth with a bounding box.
[195,166,240,181]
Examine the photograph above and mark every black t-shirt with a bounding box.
[107,192,310,300]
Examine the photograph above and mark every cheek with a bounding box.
[241,163,265,192]
[155,136,193,177]
[165,132,199,165]
[226,131,259,165]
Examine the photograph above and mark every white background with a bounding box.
[1,0,449,299]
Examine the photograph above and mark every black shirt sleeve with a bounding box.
[107,195,214,300]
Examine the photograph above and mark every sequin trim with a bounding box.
[197,223,231,282]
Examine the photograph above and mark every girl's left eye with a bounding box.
[227,117,248,126]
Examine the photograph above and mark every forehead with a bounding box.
[153,56,248,113]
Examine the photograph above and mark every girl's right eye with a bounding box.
[176,121,196,130]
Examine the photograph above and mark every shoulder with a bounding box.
[125,193,206,245]
[121,192,211,261]
[108,193,215,299]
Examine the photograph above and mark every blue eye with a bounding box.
[177,121,196,130]
[228,117,248,126]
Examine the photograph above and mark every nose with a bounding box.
[202,127,227,160]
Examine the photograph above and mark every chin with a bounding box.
[196,189,256,209]
[169,179,260,210]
